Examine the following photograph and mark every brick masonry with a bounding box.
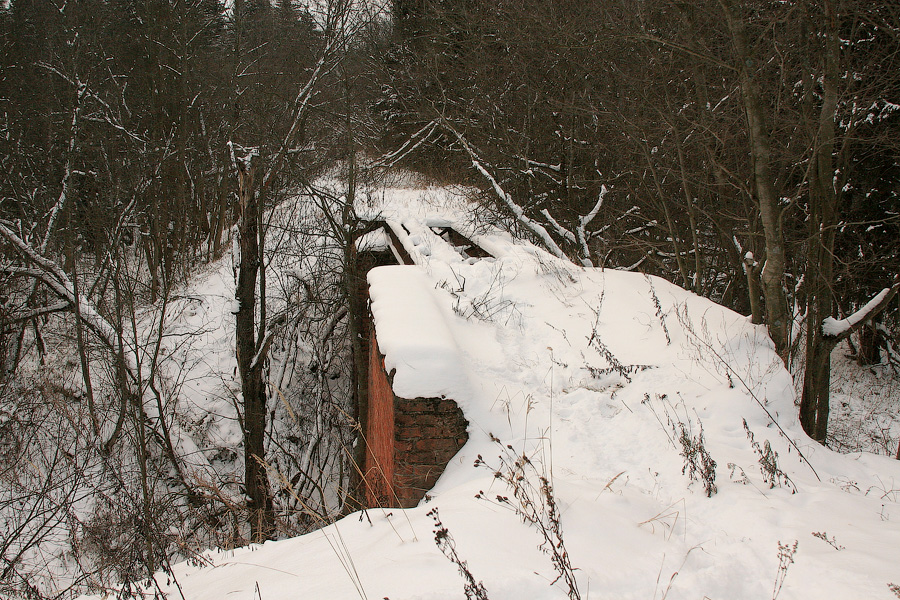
[363,330,469,509]
[358,235,469,509]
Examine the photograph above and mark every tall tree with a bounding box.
[227,0,359,540]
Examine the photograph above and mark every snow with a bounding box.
[744,250,758,270]
[147,261,245,489]
[368,266,469,401]
[827,341,900,456]
[822,287,892,337]
[79,183,900,600]
[358,227,390,252]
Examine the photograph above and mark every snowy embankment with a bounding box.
[89,185,900,600]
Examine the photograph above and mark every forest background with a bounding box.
[1,0,899,596]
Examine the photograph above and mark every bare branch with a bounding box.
[0,301,70,325]
[541,209,576,244]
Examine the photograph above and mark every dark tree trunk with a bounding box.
[340,151,371,514]
[800,0,840,444]
[343,239,369,513]
[234,150,275,542]
[719,0,790,361]
[800,337,836,443]
[856,324,880,366]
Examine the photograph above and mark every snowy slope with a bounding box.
[86,185,900,600]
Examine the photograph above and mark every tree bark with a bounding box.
[344,240,368,513]
[233,148,275,542]
[799,0,841,443]
[744,253,763,325]
[720,0,790,361]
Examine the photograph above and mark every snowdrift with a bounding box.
[84,187,900,600]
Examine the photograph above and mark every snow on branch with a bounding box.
[371,120,439,169]
[574,185,609,267]
[438,121,569,261]
[0,221,226,494]
[822,275,900,339]
[579,184,607,230]
[592,205,641,237]
[515,157,561,172]
[42,94,82,253]
[541,208,576,244]
[1,221,127,361]
[742,251,759,273]
[0,300,70,325]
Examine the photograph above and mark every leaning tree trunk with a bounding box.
[720,0,791,361]
[233,149,275,541]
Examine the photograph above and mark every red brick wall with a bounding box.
[364,332,395,507]
[363,335,469,508]
[393,396,469,508]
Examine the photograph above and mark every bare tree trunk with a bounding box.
[744,253,763,325]
[105,260,129,455]
[344,241,368,512]
[800,1,841,442]
[673,125,703,293]
[856,324,880,366]
[70,236,100,440]
[337,128,372,513]
[801,331,834,442]
[232,148,275,541]
[720,0,790,361]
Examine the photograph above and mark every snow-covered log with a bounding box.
[822,275,900,340]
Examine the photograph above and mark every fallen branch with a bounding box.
[822,275,900,341]
[437,120,570,261]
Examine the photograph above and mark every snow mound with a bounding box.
[83,187,900,600]
[369,265,470,401]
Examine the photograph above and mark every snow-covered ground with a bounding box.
[828,344,900,458]
[81,182,900,600]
